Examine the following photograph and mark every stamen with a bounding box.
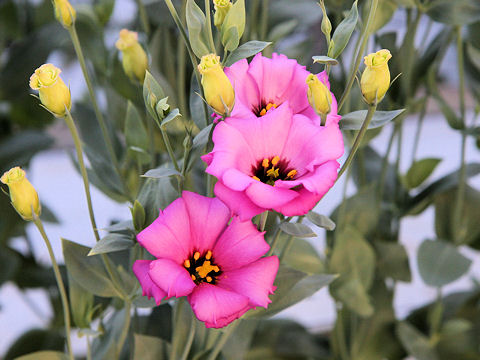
[184,259,191,268]
[271,156,280,166]
[262,158,270,168]
[258,102,278,117]
[205,250,212,260]
[287,169,297,178]
[259,108,267,116]
[266,167,279,178]
[191,274,196,281]
[206,276,212,283]
[196,260,217,278]
[194,251,200,260]
[252,176,260,181]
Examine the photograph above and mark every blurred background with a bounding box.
[1,0,479,358]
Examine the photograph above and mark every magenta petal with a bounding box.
[132,260,166,305]
[274,187,324,216]
[222,168,255,191]
[213,217,269,271]
[188,283,250,328]
[182,191,230,251]
[149,258,196,299]
[214,181,265,220]
[218,256,279,308]
[136,198,192,263]
[245,181,298,208]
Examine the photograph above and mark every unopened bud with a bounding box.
[115,29,149,83]
[360,49,392,105]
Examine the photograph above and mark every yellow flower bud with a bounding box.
[115,29,149,83]
[1,167,41,221]
[198,54,235,115]
[306,73,332,117]
[53,0,76,28]
[29,64,72,117]
[360,49,392,105]
[213,0,232,27]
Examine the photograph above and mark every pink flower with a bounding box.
[132,191,279,328]
[202,103,344,220]
[225,53,341,125]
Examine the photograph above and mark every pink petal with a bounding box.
[214,181,265,221]
[136,198,192,263]
[274,187,324,217]
[188,283,250,328]
[218,256,279,308]
[182,191,230,251]
[132,260,166,305]
[245,181,298,208]
[149,258,196,299]
[213,217,269,271]
[222,168,256,191]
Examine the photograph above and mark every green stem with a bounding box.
[338,0,379,112]
[267,225,283,256]
[170,298,186,360]
[68,26,121,175]
[86,335,92,360]
[136,0,151,35]
[204,0,216,51]
[116,301,132,357]
[454,132,467,243]
[177,0,188,117]
[335,309,350,360]
[64,110,101,243]
[33,219,74,360]
[378,123,397,201]
[279,216,304,261]
[337,104,377,180]
[163,0,210,126]
[259,0,270,40]
[180,317,196,360]
[160,126,181,172]
[207,321,240,360]
[411,98,427,163]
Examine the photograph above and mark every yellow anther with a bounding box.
[265,103,277,111]
[196,261,217,278]
[252,176,260,181]
[213,266,220,272]
[194,251,200,260]
[206,276,212,283]
[262,158,270,168]
[266,167,279,178]
[184,259,191,268]
[205,250,212,260]
[287,169,297,178]
[259,108,267,116]
[191,274,196,281]
[271,156,280,166]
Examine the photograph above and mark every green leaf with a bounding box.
[329,226,376,317]
[221,0,245,51]
[91,309,126,359]
[143,71,165,120]
[137,178,177,226]
[88,233,134,256]
[193,124,213,150]
[340,109,405,130]
[280,222,316,238]
[417,239,472,287]
[403,158,442,190]
[306,211,336,231]
[397,322,439,360]
[426,0,480,26]
[186,0,212,58]
[224,41,272,67]
[15,351,69,360]
[125,101,148,151]
[247,265,335,318]
[62,239,119,297]
[161,108,181,127]
[68,274,95,329]
[375,242,411,282]
[275,235,325,274]
[0,247,20,286]
[5,330,65,360]
[329,1,358,59]
[312,55,339,66]
[132,200,146,232]
[170,299,195,359]
[142,167,182,179]
[0,130,52,170]
[364,0,397,33]
[133,334,167,360]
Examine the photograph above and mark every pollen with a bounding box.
[194,251,200,260]
[184,259,191,268]
[191,274,196,281]
[271,156,280,166]
[206,276,212,283]
[262,158,270,168]
[252,176,260,181]
[205,250,212,260]
[259,102,278,116]
[196,261,218,278]
[287,169,297,178]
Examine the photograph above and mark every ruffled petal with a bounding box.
[213,217,269,271]
[132,260,166,305]
[214,181,264,221]
[273,187,323,216]
[245,181,298,208]
[218,256,279,308]
[149,258,196,299]
[182,191,230,251]
[136,198,192,263]
[188,283,250,328]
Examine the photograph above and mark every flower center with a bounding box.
[251,155,297,186]
[259,102,277,116]
[183,250,221,284]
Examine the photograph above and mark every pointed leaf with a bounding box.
[306,211,336,231]
[186,0,212,58]
[280,222,316,238]
[340,109,405,130]
[225,41,272,67]
[88,233,134,256]
[403,158,441,189]
[312,55,339,66]
[329,1,358,58]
